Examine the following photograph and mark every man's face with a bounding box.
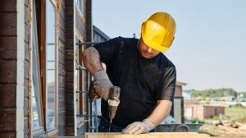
[138,38,160,59]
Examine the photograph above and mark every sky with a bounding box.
[92,0,246,92]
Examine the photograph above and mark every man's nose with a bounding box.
[147,47,152,53]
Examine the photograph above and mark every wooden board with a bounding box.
[85,132,210,138]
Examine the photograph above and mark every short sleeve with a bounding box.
[157,66,176,101]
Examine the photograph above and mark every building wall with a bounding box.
[173,97,185,123]
[0,0,27,137]
[184,104,204,120]
[64,0,91,136]
[64,0,76,135]
[0,0,76,137]
[184,103,225,120]
[175,81,187,97]
[175,85,182,97]
[57,0,66,136]
[203,106,225,119]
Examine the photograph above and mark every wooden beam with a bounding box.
[85,132,210,138]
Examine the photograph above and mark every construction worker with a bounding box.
[82,12,177,134]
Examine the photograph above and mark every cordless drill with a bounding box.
[107,86,121,124]
[89,82,121,126]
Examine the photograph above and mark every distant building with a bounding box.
[182,91,192,100]
[221,96,235,102]
[184,101,225,120]
[175,81,187,97]
[169,81,187,123]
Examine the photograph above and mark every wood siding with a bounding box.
[0,0,20,138]
[58,0,66,136]
[64,0,75,135]
[86,0,92,42]
[24,1,30,137]
[65,0,90,135]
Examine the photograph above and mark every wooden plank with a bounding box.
[65,116,75,127]
[24,24,29,43]
[65,61,74,71]
[0,84,16,107]
[58,87,65,99]
[65,104,75,114]
[65,71,74,83]
[65,6,73,17]
[58,75,65,88]
[24,80,28,97]
[24,42,29,61]
[24,4,29,24]
[65,50,74,61]
[0,109,16,132]
[24,117,28,135]
[0,0,16,12]
[0,133,16,138]
[58,111,65,124]
[65,39,74,49]
[65,126,75,136]
[24,98,28,116]
[24,60,29,79]
[0,37,17,59]
[58,123,65,135]
[58,50,65,65]
[65,17,73,28]
[58,99,66,111]
[0,13,17,36]
[59,27,66,44]
[85,132,210,138]
[0,60,16,83]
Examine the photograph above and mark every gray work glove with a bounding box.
[93,70,113,101]
[122,119,155,134]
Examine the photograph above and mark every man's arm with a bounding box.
[146,100,172,126]
[122,100,172,134]
[82,47,104,75]
[82,47,113,101]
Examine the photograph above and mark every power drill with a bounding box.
[107,86,121,124]
[89,82,121,130]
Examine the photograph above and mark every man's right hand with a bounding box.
[93,70,113,101]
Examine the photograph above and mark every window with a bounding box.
[31,0,57,135]
[76,0,84,15]
[32,0,43,132]
[46,0,57,130]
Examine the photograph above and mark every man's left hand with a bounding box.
[122,119,155,134]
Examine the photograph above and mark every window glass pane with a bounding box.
[32,87,41,130]
[46,0,56,130]
[47,44,55,61]
[47,61,55,70]
[76,0,84,14]
[32,1,43,131]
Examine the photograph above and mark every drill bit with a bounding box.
[108,119,112,132]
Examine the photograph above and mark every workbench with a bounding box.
[84,132,210,138]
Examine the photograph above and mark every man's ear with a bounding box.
[101,62,107,71]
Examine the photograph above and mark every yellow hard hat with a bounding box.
[141,12,176,52]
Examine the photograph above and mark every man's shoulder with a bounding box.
[159,54,176,68]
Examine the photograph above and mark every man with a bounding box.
[82,12,176,134]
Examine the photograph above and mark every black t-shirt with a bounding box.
[94,36,176,128]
